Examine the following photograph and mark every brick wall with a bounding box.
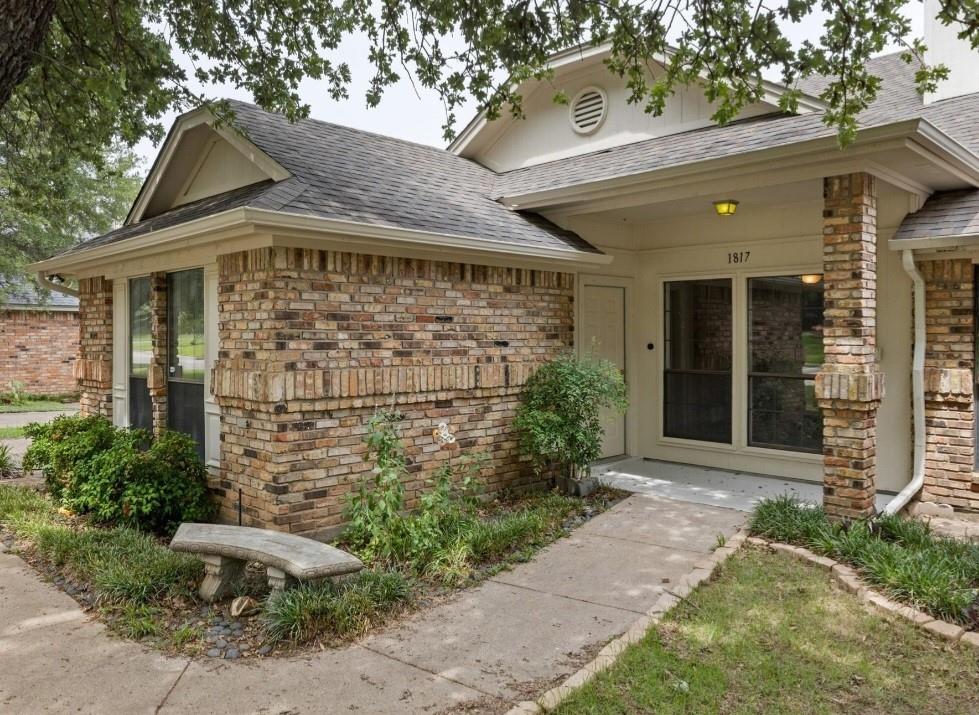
[211,247,575,537]
[75,277,113,418]
[919,258,979,511]
[0,309,79,395]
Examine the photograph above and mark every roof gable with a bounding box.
[127,109,290,224]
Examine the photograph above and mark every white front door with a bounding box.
[581,284,626,458]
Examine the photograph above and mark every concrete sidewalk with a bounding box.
[0,494,745,714]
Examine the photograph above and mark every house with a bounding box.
[0,279,79,396]
[32,10,979,536]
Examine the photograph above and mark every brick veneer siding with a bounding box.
[816,173,884,520]
[75,277,113,418]
[211,247,575,536]
[0,308,79,394]
[919,259,979,511]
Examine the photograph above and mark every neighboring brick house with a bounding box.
[31,14,979,534]
[0,280,79,396]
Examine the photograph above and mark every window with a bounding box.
[167,269,205,382]
[128,277,152,431]
[664,279,732,443]
[747,276,823,453]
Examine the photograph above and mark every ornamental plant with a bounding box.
[513,352,627,482]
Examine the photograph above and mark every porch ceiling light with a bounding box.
[712,199,739,216]
[801,273,823,284]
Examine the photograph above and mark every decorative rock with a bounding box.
[922,619,965,642]
[231,596,259,618]
[206,649,222,658]
[214,639,228,650]
[959,631,979,648]
[257,645,273,656]
[224,648,240,660]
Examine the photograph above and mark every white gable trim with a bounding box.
[125,108,290,225]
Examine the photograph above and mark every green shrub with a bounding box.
[72,430,213,534]
[262,569,411,643]
[22,415,212,534]
[513,352,627,481]
[749,496,979,627]
[23,414,117,499]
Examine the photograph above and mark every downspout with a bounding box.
[36,272,79,299]
[883,249,926,515]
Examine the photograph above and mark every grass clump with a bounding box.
[750,495,979,627]
[262,569,411,643]
[0,484,202,607]
[554,549,979,715]
[0,426,25,440]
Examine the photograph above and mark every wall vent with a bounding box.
[569,87,608,135]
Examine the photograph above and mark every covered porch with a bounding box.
[520,129,979,517]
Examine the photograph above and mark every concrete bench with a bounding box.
[170,523,364,602]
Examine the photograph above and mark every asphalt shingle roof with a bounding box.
[64,100,598,260]
[892,189,979,241]
[494,53,979,198]
[59,53,979,258]
[0,278,78,309]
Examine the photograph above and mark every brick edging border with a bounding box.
[505,529,751,715]
[506,531,978,715]
[750,537,979,647]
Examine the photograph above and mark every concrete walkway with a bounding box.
[0,495,745,714]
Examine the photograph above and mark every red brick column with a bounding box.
[148,272,168,436]
[919,259,979,510]
[816,173,884,520]
[75,277,113,418]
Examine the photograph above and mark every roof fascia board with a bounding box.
[904,120,979,188]
[246,208,611,266]
[31,208,609,278]
[500,120,924,210]
[888,237,979,251]
[126,108,290,225]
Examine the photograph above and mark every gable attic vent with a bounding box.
[569,87,608,135]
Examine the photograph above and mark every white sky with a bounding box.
[133,5,922,168]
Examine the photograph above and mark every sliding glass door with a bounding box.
[167,269,205,458]
[747,276,823,453]
[663,279,733,443]
[128,278,152,431]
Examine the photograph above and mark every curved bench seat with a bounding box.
[170,523,364,602]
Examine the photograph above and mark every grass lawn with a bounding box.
[556,548,979,715]
[0,426,25,439]
[0,400,76,414]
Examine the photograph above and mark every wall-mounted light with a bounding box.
[713,199,739,216]
[801,273,823,284]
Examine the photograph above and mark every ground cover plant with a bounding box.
[554,548,979,715]
[0,426,26,439]
[749,495,979,628]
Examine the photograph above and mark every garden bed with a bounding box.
[749,496,979,629]
[0,483,623,659]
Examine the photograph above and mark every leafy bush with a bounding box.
[262,569,411,643]
[749,496,979,626]
[23,414,117,499]
[513,352,627,481]
[22,415,212,534]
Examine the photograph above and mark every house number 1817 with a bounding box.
[728,251,750,264]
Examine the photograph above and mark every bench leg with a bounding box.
[266,567,298,593]
[199,554,245,603]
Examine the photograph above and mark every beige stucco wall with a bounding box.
[565,187,914,493]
